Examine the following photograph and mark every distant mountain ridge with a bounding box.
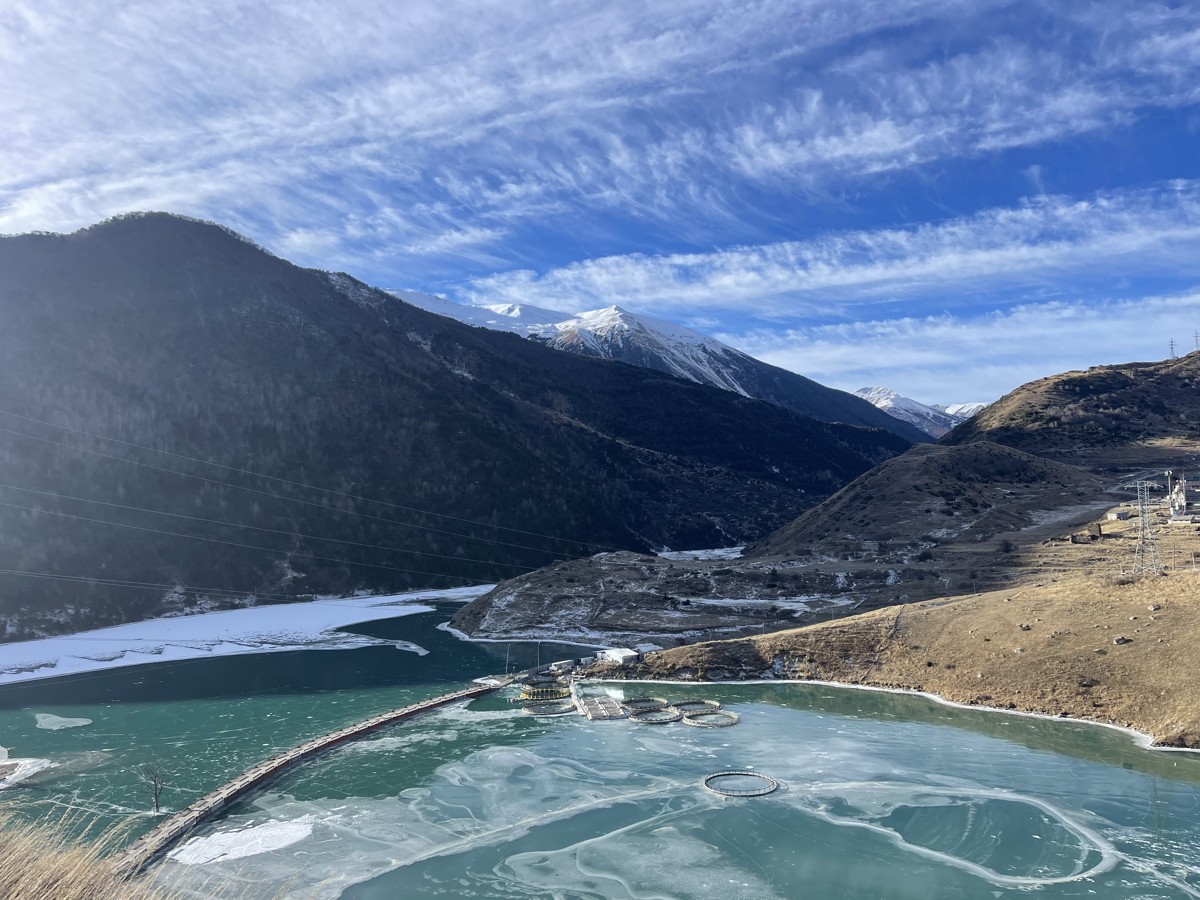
[854,387,967,438]
[394,292,930,442]
[938,401,989,418]
[0,213,912,637]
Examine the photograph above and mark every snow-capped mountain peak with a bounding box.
[854,387,966,439]
[386,290,931,442]
[942,401,989,418]
[390,290,570,338]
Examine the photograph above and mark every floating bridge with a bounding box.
[112,681,504,879]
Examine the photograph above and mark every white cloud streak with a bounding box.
[4,0,1200,278]
[719,293,1200,404]
[461,182,1200,316]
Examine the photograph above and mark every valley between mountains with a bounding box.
[4,212,1200,749]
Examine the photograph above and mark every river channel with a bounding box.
[1,604,1198,898]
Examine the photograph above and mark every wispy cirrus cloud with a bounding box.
[5,0,1200,286]
[722,292,1200,403]
[6,0,1200,404]
[460,182,1200,318]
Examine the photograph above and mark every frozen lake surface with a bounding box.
[0,604,1197,898]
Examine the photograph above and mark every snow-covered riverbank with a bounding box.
[0,586,491,687]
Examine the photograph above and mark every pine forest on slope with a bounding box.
[0,214,911,639]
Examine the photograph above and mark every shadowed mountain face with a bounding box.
[0,214,910,637]
[942,352,1200,466]
[397,294,932,444]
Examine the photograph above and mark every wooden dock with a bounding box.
[112,681,503,879]
[568,679,627,720]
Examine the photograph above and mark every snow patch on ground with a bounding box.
[657,546,744,561]
[35,714,92,730]
[0,586,491,686]
[688,595,857,613]
[169,817,317,865]
[1025,503,1113,529]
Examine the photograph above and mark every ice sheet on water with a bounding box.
[169,817,316,865]
[0,586,485,686]
[0,752,54,789]
[35,713,92,730]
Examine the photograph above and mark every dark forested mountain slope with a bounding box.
[398,294,931,443]
[0,214,910,637]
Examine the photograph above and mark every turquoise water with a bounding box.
[2,606,1199,898]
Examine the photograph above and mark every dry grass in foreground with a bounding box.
[605,568,1200,748]
[0,809,169,900]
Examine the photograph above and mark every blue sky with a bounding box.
[4,1,1200,403]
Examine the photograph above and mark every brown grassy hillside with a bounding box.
[606,572,1200,746]
[599,511,1200,747]
[943,350,1200,466]
[746,441,1106,557]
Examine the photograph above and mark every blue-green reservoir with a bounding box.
[0,603,1198,898]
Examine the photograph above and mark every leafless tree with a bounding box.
[135,761,169,814]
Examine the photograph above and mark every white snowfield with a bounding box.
[0,586,491,687]
[854,386,968,438]
[943,401,988,417]
[390,290,765,397]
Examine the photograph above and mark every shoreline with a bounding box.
[435,620,610,651]
[0,589,500,687]
[584,674,1200,756]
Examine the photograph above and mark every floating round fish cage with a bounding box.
[629,706,683,724]
[622,696,670,713]
[523,700,577,717]
[673,699,722,713]
[701,771,780,797]
[520,685,571,702]
[683,709,739,728]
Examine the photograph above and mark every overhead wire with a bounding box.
[0,423,598,559]
[0,480,532,572]
[0,408,621,553]
[0,498,485,584]
[0,566,310,603]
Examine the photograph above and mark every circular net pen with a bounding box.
[683,709,739,728]
[621,697,670,713]
[702,771,781,797]
[519,685,571,702]
[523,700,577,717]
[673,699,722,713]
[628,706,683,724]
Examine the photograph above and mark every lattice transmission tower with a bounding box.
[1130,480,1161,575]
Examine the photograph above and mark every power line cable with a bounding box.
[0,423,588,558]
[0,499,489,584]
[0,481,531,572]
[0,408,619,553]
[0,567,304,603]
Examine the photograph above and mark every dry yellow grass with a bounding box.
[610,510,1200,748]
[0,809,170,900]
